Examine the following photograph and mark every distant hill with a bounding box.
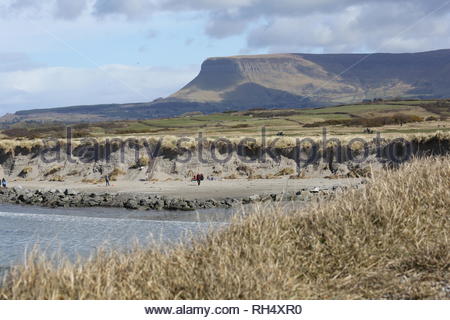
[2,49,450,124]
[172,50,450,106]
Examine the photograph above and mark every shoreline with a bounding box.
[0,178,364,211]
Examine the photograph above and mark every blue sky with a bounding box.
[1,0,450,116]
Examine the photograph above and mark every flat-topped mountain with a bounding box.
[3,49,450,124]
[172,50,450,106]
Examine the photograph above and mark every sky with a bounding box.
[1,0,450,116]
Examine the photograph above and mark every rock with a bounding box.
[18,194,29,203]
[150,199,164,210]
[0,177,359,211]
[124,199,139,210]
[173,200,194,211]
[335,163,350,176]
[138,198,150,207]
[310,187,320,193]
[64,189,79,196]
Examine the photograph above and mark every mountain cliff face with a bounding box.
[170,54,353,106]
[2,49,450,124]
[170,50,450,107]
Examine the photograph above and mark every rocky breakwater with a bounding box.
[0,183,364,211]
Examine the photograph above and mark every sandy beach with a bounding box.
[8,177,362,201]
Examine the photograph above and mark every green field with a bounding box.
[1,99,449,139]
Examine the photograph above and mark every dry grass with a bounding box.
[48,175,65,182]
[67,170,80,177]
[1,157,449,300]
[224,173,239,180]
[129,156,150,169]
[275,167,295,176]
[0,131,449,155]
[81,178,101,184]
[43,166,63,177]
[18,167,32,178]
[109,168,126,181]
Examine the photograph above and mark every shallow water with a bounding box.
[0,204,233,271]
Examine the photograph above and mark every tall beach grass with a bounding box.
[1,156,449,299]
[1,131,449,153]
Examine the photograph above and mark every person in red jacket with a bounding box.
[195,173,204,186]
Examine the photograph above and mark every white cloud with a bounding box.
[93,0,156,19]
[5,1,450,53]
[2,0,450,115]
[0,53,43,72]
[205,9,253,38]
[0,64,198,114]
[55,0,88,20]
[245,1,450,53]
[7,0,450,53]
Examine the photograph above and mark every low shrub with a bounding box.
[224,174,239,180]
[129,157,150,169]
[236,164,254,176]
[48,175,65,182]
[110,168,126,181]
[275,167,295,176]
[18,167,33,178]
[44,166,63,177]
[67,170,80,176]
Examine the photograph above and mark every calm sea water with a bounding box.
[0,204,233,271]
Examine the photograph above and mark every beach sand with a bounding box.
[8,177,362,200]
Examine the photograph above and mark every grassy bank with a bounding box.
[1,157,449,299]
[1,130,449,154]
[1,100,449,139]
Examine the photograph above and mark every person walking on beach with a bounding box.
[195,174,201,186]
[195,173,204,186]
[1,178,7,188]
[105,175,110,187]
